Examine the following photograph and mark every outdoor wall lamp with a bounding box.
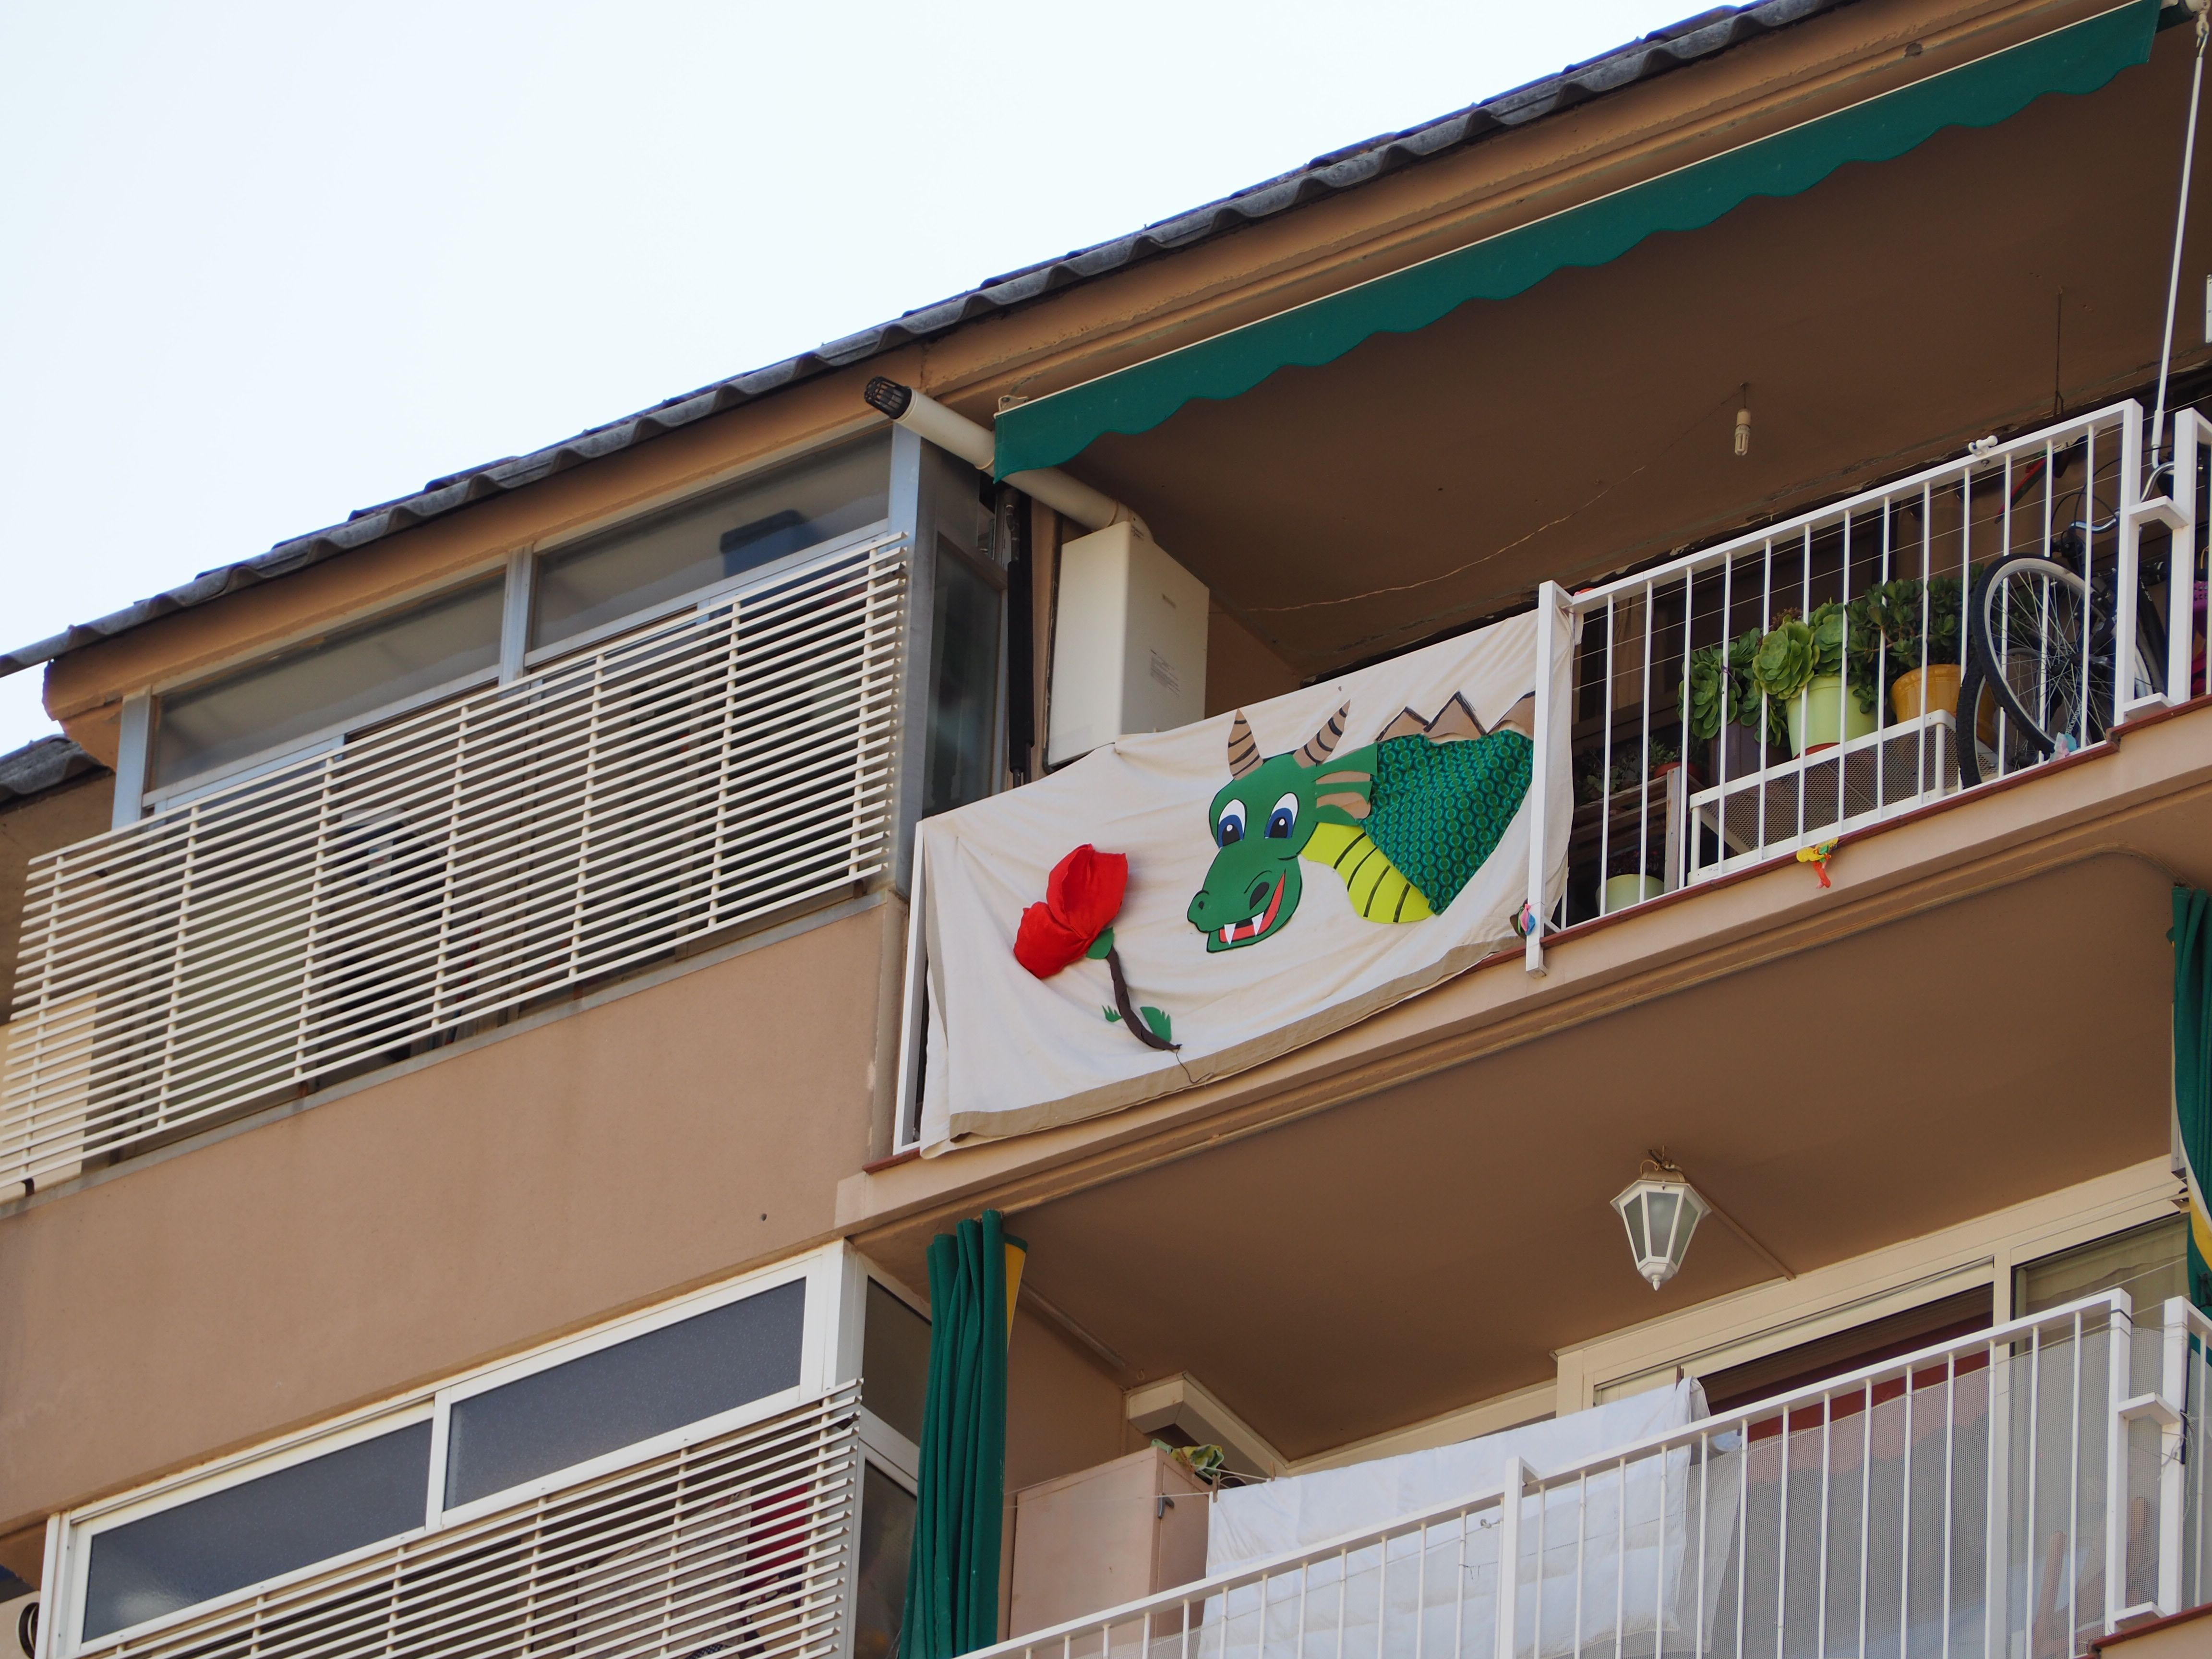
[1611,1155,1711,1290]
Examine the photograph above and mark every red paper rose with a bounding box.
[1013,845,1128,978]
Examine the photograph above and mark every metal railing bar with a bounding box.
[4,603,905,984]
[24,856,896,1170]
[1571,409,2134,608]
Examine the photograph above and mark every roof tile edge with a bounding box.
[0,0,1844,681]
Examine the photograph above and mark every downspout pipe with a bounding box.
[863,378,1145,537]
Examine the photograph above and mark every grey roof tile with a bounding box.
[0,736,105,805]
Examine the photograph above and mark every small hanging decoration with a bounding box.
[1795,838,1839,888]
[1510,900,1540,939]
[1014,845,1178,1051]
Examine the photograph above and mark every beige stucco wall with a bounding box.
[1006,1307,1130,1496]
[0,898,899,1537]
[1000,1304,1134,1644]
[1205,607,1300,719]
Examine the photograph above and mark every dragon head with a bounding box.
[1187,706,1359,951]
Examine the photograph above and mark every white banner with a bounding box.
[917,601,1572,1153]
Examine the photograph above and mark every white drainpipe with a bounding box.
[863,378,1145,536]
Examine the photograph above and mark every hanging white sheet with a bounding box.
[916,604,1573,1153]
[1189,1383,1738,1659]
[1207,1385,1704,1572]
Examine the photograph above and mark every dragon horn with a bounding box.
[1297,705,1350,768]
[1226,711,1262,777]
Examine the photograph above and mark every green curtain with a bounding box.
[993,0,2159,479]
[2174,890,2212,1313]
[899,1210,1026,1659]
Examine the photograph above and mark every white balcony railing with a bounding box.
[977,1291,2210,1659]
[55,1385,862,1659]
[1559,400,2202,927]
[2,535,908,1190]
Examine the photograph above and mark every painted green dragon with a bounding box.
[1186,694,1536,951]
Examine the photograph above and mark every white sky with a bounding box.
[0,0,1700,757]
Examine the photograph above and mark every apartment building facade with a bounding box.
[7,1,2212,1657]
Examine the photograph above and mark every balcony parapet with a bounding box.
[890,399,2208,1156]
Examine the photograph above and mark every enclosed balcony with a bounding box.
[30,1246,927,1659]
[0,535,908,1190]
[0,416,1020,1197]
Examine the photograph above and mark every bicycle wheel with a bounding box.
[1955,654,2055,789]
[1970,553,2101,754]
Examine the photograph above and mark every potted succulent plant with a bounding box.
[1750,601,1880,757]
[1861,575,1965,726]
[1686,625,1780,775]
[1578,736,1695,805]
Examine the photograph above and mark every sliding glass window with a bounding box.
[152,576,504,792]
[531,433,892,650]
[443,1278,805,1509]
[81,1422,432,1641]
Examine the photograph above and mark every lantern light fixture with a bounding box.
[1611,1156,1711,1290]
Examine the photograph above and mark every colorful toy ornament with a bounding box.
[1014,845,1177,1051]
[1796,838,1840,888]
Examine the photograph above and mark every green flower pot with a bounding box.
[1601,874,1664,914]
[1784,674,1878,757]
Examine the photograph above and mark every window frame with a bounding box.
[844,1268,927,1659]
[520,429,896,665]
[48,1400,437,1657]
[428,1254,838,1527]
[853,1267,928,1487]
[116,420,901,825]
[137,568,513,814]
[115,424,1008,918]
[2011,1211,2188,1318]
[49,1245,850,1658]
[921,527,1011,822]
[844,1447,921,1659]
[518,513,897,675]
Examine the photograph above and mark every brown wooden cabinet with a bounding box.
[1008,1447,1212,1637]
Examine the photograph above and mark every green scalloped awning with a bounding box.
[994,0,2161,480]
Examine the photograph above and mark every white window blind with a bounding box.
[3,535,908,1190]
[59,1387,861,1659]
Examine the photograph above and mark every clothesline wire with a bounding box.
[1247,387,1742,623]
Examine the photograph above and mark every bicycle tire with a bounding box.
[1970,552,2098,754]
[1957,657,1992,788]
[1955,654,2055,789]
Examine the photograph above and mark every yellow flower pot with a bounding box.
[1890,663,1962,727]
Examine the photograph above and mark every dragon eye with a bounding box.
[1267,793,1298,839]
[1216,801,1246,846]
